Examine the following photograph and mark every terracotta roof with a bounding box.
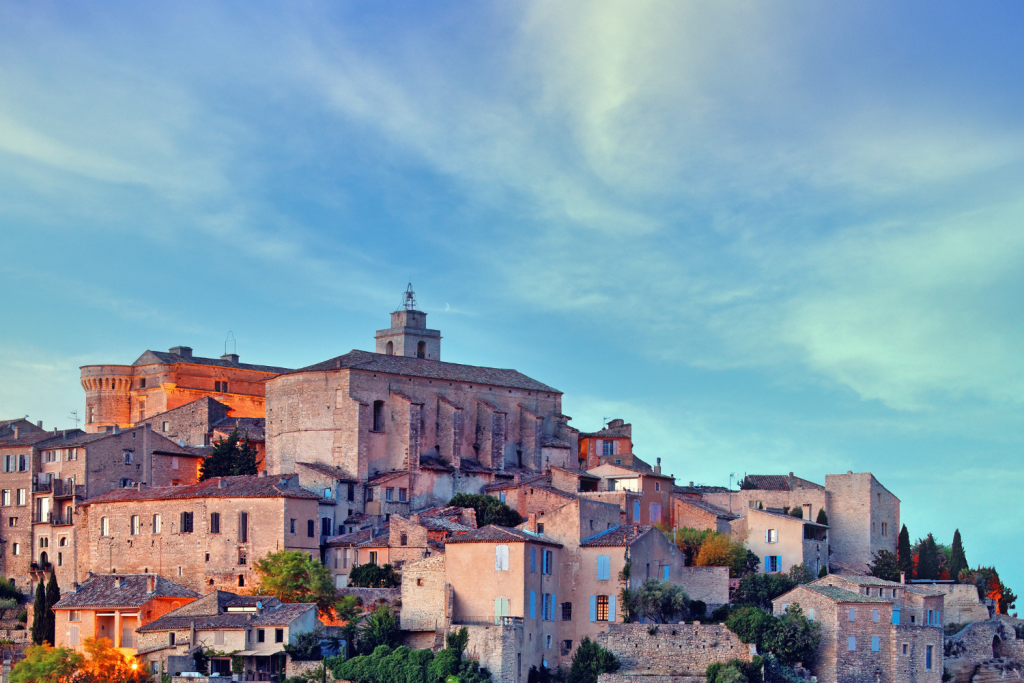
[444,525,563,547]
[550,466,599,479]
[742,475,791,491]
[483,473,546,491]
[52,574,199,609]
[367,471,408,486]
[226,595,283,609]
[81,475,322,505]
[418,516,473,532]
[822,576,943,596]
[674,497,739,520]
[357,530,391,548]
[295,462,359,481]
[32,431,107,450]
[0,431,61,448]
[138,612,253,632]
[282,349,559,393]
[184,445,214,457]
[326,528,374,546]
[251,603,316,625]
[752,508,827,527]
[580,524,653,548]
[133,349,291,374]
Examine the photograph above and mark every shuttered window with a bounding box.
[495,545,509,571]
[597,555,611,580]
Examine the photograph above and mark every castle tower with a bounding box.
[80,365,134,432]
[374,284,442,360]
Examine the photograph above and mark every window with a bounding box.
[120,478,133,488]
[7,518,15,527]
[12,543,18,555]
[1,490,8,506]
[385,487,394,502]
[849,608,856,622]
[882,522,889,537]
[257,629,265,643]
[169,633,176,646]
[530,547,536,573]
[18,454,27,471]
[926,646,933,670]
[385,341,394,355]
[663,565,670,581]
[765,556,781,572]
[69,610,81,622]
[597,555,611,580]
[537,523,544,534]
[366,488,374,502]
[210,512,220,534]
[655,482,660,492]
[766,529,778,543]
[495,545,509,571]
[632,500,640,520]
[614,459,621,466]
[417,341,426,358]
[290,519,296,534]
[400,533,408,546]
[239,512,249,542]
[215,381,228,392]
[238,575,245,587]
[171,457,179,470]
[562,602,572,620]
[902,644,908,655]
[130,515,141,535]
[542,593,550,620]
[17,489,26,506]
[180,511,194,533]
[308,519,315,537]
[67,448,77,461]
[893,608,901,625]
[153,514,162,533]
[372,401,385,432]
[124,450,133,464]
[369,551,378,565]
[848,637,856,651]
[100,517,110,536]
[347,483,355,501]
[872,609,879,623]
[322,517,332,536]
[546,635,551,649]
[399,488,407,502]
[596,595,609,622]
[543,549,553,575]
[808,608,815,620]
[872,637,880,652]
[238,549,247,566]
[563,640,573,652]
[2,455,12,472]
[602,441,614,456]
[275,629,284,643]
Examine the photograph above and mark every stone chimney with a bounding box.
[169,346,193,358]
[113,576,121,588]
[221,353,240,363]
[12,427,18,439]
[526,513,537,533]
[37,420,42,429]
[70,582,79,593]
[900,571,906,584]
[259,470,267,478]
[655,457,662,475]
[147,575,156,594]
[218,478,228,489]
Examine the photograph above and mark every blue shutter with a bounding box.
[777,556,783,572]
[765,556,771,573]
[892,608,900,625]
[597,555,610,580]
[531,547,536,573]
[663,565,670,581]
[633,501,640,520]
[543,550,549,574]
[551,594,556,622]
[530,591,536,619]
[590,596,597,622]
[609,595,616,622]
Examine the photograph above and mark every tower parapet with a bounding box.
[80,365,134,432]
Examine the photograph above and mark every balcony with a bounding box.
[32,511,73,526]
[450,615,524,627]
[52,480,81,499]
[32,480,52,493]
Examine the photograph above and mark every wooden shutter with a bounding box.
[609,595,616,622]
[530,591,536,619]
[590,596,597,622]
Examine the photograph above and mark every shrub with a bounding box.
[566,637,619,683]
[0,598,18,610]
[348,563,401,589]
[428,649,460,683]
[707,657,763,683]
[16,609,27,623]
[0,578,24,603]
[447,493,523,527]
[733,573,796,610]
[690,600,707,619]
[710,604,732,622]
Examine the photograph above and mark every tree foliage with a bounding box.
[949,530,968,583]
[787,565,816,586]
[669,527,756,579]
[358,604,400,655]
[10,643,83,683]
[566,637,620,683]
[726,605,821,668]
[915,534,940,581]
[445,627,469,656]
[815,509,828,526]
[44,572,59,648]
[348,563,401,588]
[732,573,797,611]
[253,550,337,616]
[447,493,523,527]
[707,657,763,683]
[328,638,491,683]
[868,550,901,583]
[199,428,261,480]
[30,580,45,645]
[897,525,913,581]
[12,638,149,683]
[284,625,336,661]
[631,579,690,624]
[0,577,25,602]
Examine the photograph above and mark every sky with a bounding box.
[1,1,1022,595]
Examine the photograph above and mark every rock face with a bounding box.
[945,619,1024,683]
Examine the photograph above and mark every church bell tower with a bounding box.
[374,284,442,360]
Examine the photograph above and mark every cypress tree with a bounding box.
[917,534,939,581]
[30,579,45,645]
[949,529,968,582]
[815,508,828,526]
[199,429,261,480]
[897,525,913,581]
[44,572,60,645]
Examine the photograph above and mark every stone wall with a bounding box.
[824,472,899,574]
[678,567,730,611]
[928,585,990,626]
[464,622,524,683]
[599,676,704,683]
[672,498,730,534]
[597,623,753,676]
[401,555,447,631]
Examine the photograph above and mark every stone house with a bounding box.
[671,496,738,534]
[135,590,318,680]
[51,573,199,653]
[75,474,322,592]
[815,575,946,628]
[0,425,55,589]
[80,346,291,433]
[577,420,633,470]
[137,397,267,466]
[738,507,829,576]
[263,294,581,511]
[772,582,942,683]
[586,462,674,527]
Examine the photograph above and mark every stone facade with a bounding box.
[671,497,737,535]
[824,472,899,574]
[463,621,525,683]
[742,507,828,576]
[598,622,752,676]
[400,555,448,632]
[578,420,633,471]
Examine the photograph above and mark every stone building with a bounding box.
[137,397,267,465]
[671,496,738,534]
[773,581,943,683]
[586,462,674,527]
[738,507,829,576]
[815,575,946,628]
[51,573,199,653]
[264,291,580,510]
[135,590,319,680]
[75,474,322,592]
[80,346,290,433]
[577,420,633,471]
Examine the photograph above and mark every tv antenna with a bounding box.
[68,410,80,429]
[224,331,236,356]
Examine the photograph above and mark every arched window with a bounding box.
[417,341,426,358]
[238,575,245,587]
[39,551,48,565]
[385,341,394,355]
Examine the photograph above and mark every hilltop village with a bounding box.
[0,288,1018,683]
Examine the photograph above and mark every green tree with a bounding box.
[915,535,940,581]
[868,550,901,583]
[254,550,337,615]
[725,606,777,650]
[706,657,763,683]
[732,573,796,611]
[671,527,715,565]
[788,508,803,519]
[787,564,816,585]
[897,525,913,581]
[445,627,469,658]
[949,530,968,582]
[348,563,401,589]
[284,625,332,661]
[44,572,59,647]
[815,509,828,526]
[447,493,523,527]
[335,594,363,659]
[199,428,261,480]
[10,643,83,683]
[30,580,45,645]
[566,637,620,683]
[760,604,821,666]
[359,604,400,655]
[817,565,828,579]
[633,579,689,623]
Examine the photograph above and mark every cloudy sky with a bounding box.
[2,2,1022,593]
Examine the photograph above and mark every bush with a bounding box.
[16,609,27,623]
[428,649,460,683]
[707,657,763,683]
[0,598,18,610]
[733,573,796,610]
[567,637,620,683]
[348,563,401,589]
[0,578,24,603]
[710,604,732,622]
[448,493,523,527]
[690,600,707,619]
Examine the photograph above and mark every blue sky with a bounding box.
[2,2,1022,595]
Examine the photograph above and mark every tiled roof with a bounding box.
[529,484,578,501]
[251,603,316,625]
[674,497,739,520]
[419,516,473,532]
[367,471,408,486]
[691,485,731,493]
[743,475,791,491]
[483,473,546,491]
[134,350,291,374]
[0,431,60,448]
[580,524,653,548]
[550,466,599,479]
[326,529,374,546]
[458,459,495,474]
[357,530,391,548]
[82,475,322,505]
[212,417,266,441]
[445,525,562,547]
[283,349,560,393]
[541,436,571,449]
[825,575,902,587]
[225,595,282,609]
[578,427,631,439]
[33,431,106,450]
[295,462,359,481]
[138,613,253,632]
[53,574,199,609]
[753,508,827,527]
[418,454,453,471]
[184,445,214,457]
[802,585,890,604]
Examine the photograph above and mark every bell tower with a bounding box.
[375,284,442,360]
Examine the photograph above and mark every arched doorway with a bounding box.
[417,341,426,358]
[993,635,1004,658]
[386,341,394,355]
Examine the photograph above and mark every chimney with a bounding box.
[169,346,193,358]
[12,427,19,439]
[37,420,43,428]
[259,470,267,478]
[218,478,228,489]
[900,571,906,584]
[113,576,121,588]
[527,513,537,533]
[70,582,79,593]
[689,481,694,487]
[655,457,662,475]
[147,575,156,594]
[221,353,239,363]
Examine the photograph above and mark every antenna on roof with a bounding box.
[602,417,611,428]
[68,410,80,429]
[400,283,417,311]
[224,331,236,356]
